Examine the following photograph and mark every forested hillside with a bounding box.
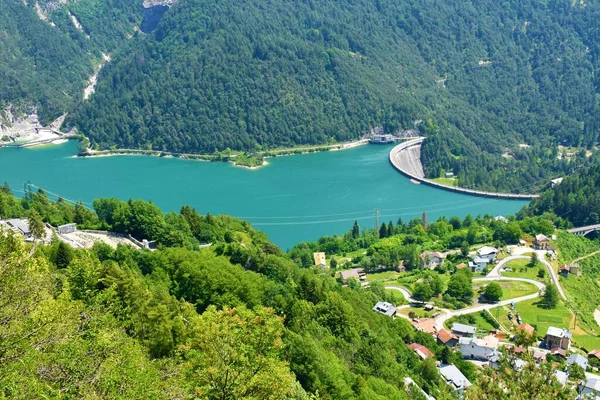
[0,186,577,398]
[520,157,600,227]
[0,0,142,123]
[67,0,600,192]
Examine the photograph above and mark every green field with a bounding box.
[431,177,458,187]
[492,299,574,337]
[501,259,546,282]
[473,280,539,301]
[385,289,408,305]
[397,306,435,318]
[572,334,600,351]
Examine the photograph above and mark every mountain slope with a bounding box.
[68,0,600,192]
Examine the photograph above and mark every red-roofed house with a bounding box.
[420,251,446,270]
[589,349,600,360]
[551,348,567,358]
[437,329,459,347]
[411,318,438,335]
[517,323,535,336]
[407,343,435,360]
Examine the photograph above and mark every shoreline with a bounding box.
[76,138,371,169]
[389,138,540,200]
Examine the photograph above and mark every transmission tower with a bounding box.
[375,208,380,234]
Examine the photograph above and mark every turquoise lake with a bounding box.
[0,141,528,249]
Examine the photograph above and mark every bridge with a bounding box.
[567,224,600,236]
[389,138,540,200]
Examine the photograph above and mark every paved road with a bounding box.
[386,252,567,332]
[535,250,567,300]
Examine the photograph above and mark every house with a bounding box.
[545,327,572,350]
[420,251,446,269]
[580,377,600,399]
[468,257,490,273]
[372,301,396,317]
[437,329,459,347]
[560,263,580,277]
[407,343,435,360]
[339,268,366,283]
[445,172,455,178]
[567,353,589,370]
[57,223,77,235]
[533,349,548,363]
[494,216,509,223]
[439,364,472,392]
[313,252,327,268]
[5,218,32,238]
[554,370,569,386]
[550,348,567,358]
[477,246,498,262]
[411,318,437,335]
[589,349,600,360]
[451,323,476,338]
[534,234,550,250]
[403,377,436,400]
[517,323,535,336]
[395,263,406,273]
[459,335,499,361]
[456,263,467,270]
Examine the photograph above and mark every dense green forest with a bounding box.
[0,0,141,123]
[521,157,600,227]
[3,0,600,192]
[0,185,575,399]
[64,0,600,192]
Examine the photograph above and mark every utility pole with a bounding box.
[375,208,380,235]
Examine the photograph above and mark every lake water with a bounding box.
[0,141,528,249]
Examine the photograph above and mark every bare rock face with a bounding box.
[142,0,177,7]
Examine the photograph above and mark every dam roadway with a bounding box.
[389,138,540,200]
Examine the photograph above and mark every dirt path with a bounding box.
[571,249,600,264]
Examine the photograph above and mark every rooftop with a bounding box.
[567,353,588,368]
[451,323,477,335]
[6,218,31,234]
[439,364,472,390]
[535,234,549,241]
[372,301,396,317]
[411,318,437,335]
[339,268,365,281]
[477,246,498,256]
[407,343,435,359]
[589,349,600,359]
[517,323,535,335]
[437,329,458,344]
[585,377,600,392]
[546,326,572,339]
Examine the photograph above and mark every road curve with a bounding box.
[536,250,567,300]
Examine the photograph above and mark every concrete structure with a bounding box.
[567,353,589,370]
[388,138,540,199]
[477,246,498,262]
[459,335,499,361]
[439,364,472,392]
[469,257,490,273]
[444,172,454,178]
[372,301,396,317]
[407,343,434,360]
[313,252,326,268]
[420,251,445,269]
[451,323,476,338]
[339,268,366,283]
[534,234,550,250]
[5,218,32,238]
[545,327,572,350]
[568,224,600,237]
[57,223,77,234]
[494,216,509,223]
[581,377,600,399]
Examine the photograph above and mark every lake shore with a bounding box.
[77,138,371,169]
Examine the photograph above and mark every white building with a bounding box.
[439,364,472,392]
[372,302,396,317]
[477,246,498,262]
[459,335,499,361]
[567,353,588,370]
[468,257,490,273]
[494,216,509,223]
[581,377,600,399]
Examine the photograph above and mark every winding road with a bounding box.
[386,250,565,331]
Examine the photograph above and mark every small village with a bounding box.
[312,222,600,398]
